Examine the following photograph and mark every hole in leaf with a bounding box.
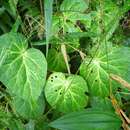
[84,91,89,96]
[51,80,53,82]
[55,90,58,92]
[95,79,98,82]
[91,70,93,73]
[60,92,62,95]
[55,75,57,78]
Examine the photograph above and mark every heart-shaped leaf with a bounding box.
[80,46,130,97]
[0,33,47,101]
[45,72,88,113]
[50,109,121,130]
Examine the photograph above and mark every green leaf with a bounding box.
[25,120,35,130]
[90,97,114,112]
[0,33,47,101]
[44,0,54,55]
[11,16,22,33]
[47,48,68,72]
[35,120,51,130]
[0,6,5,15]
[123,0,130,13]
[0,109,11,129]
[89,1,120,41]
[50,109,122,130]
[52,0,90,35]
[45,72,88,113]
[9,119,25,130]
[60,0,88,12]
[9,0,19,17]
[12,94,45,119]
[80,46,130,97]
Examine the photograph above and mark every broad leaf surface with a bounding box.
[45,72,88,113]
[50,109,121,130]
[80,46,130,97]
[0,33,47,101]
[12,94,45,119]
[52,0,90,36]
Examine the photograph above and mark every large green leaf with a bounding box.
[80,46,130,97]
[45,72,88,113]
[0,33,47,101]
[11,94,45,119]
[50,109,122,130]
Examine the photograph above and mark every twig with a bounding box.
[110,74,130,90]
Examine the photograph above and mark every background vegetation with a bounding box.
[0,0,130,130]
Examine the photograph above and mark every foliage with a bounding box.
[0,0,130,130]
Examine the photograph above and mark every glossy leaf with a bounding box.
[45,72,88,113]
[80,46,130,97]
[50,109,122,130]
[0,33,47,101]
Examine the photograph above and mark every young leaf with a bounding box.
[45,72,88,113]
[50,109,122,130]
[80,46,130,97]
[0,33,47,101]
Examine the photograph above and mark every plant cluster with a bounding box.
[0,0,130,130]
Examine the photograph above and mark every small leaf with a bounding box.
[47,48,68,72]
[50,109,122,130]
[0,33,47,101]
[45,72,88,113]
